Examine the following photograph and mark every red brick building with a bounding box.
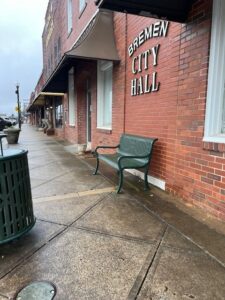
[28,0,225,222]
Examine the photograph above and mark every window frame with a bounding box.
[68,67,76,126]
[54,97,63,129]
[97,60,113,130]
[79,0,86,13]
[204,0,225,143]
[67,0,73,35]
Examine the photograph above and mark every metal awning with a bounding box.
[95,0,196,23]
[27,92,64,112]
[42,10,120,93]
[33,92,64,105]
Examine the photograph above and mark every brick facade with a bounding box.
[35,0,225,221]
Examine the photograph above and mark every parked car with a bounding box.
[7,117,17,125]
[0,117,12,131]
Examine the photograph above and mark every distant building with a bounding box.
[28,0,225,222]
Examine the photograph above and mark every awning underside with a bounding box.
[42,60,73,93]
[42,10,119,93]
[95,0,196,23]
[27,92,64,111]
[66,10,120,61]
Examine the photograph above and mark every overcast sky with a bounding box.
[0,0,49,116]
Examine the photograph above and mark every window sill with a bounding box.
[79,3,87,19]
[67,28,73,38]
[203,137,225,153]
[97,128,112,134]
[203,135,225,144]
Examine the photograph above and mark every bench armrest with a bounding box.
[93,144,120,156]
[117,154,149,169]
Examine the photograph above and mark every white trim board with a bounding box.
[126,169,166,191]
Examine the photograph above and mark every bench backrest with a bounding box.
[117,134,158,164]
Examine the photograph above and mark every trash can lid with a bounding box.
[15,281,56,300]
[0,149,28,159]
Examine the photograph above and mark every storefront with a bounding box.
[28,0,225,221]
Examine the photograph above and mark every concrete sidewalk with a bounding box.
[0,124,225,300]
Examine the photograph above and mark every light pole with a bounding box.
[15,84,21,129]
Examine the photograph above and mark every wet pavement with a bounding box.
[0,124,225,300]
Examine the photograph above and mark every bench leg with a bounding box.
[144,169,150,191]
[93,157,99,175]
[117,170,123,193]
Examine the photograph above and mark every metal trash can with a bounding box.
[0,149,35,244]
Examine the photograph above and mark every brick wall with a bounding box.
[55,128,64,139]
[122,0,225,221]
[174,0,225,221]
[63,93,78,143]
[125,15,181,187]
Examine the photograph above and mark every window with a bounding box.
[50,52,53,73]
[79,0,86,12]
[97,60,113,129]
[204,0,225,143]
[55,97,63,128]
[57,37,61,62]
[54,37,61,66]
[68,67,76,126]
[67,0,73,34]
[48,58,51,77]
[54,43,57,66]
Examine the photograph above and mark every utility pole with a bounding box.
[15,84,21,129]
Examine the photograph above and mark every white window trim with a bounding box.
[204,0,225,143]
[97,61,113,130]
[68,68,76,126]
[67,0,73,34]
[79,0,86,12]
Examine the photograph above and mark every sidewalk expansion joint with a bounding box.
[29,159,57,171]
[33,187,115,203]
[133,196,225,269]
[35,218,68,227]
[36,192,110,227]
[74,225,157,245]
[69,193,112,226]
[0,227,66,281]
[160,244,204,255]
[31,169,78,190]
[127,225,168,300]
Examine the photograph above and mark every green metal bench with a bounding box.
[93,134,158,193]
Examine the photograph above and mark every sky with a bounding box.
[0,0,49,116]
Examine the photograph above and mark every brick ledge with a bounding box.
[203,141,225,153]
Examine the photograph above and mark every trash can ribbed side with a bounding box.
[0,150,35,244]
